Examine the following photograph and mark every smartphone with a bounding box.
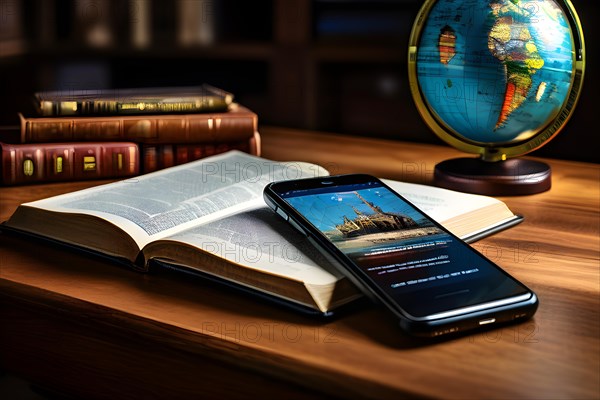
[264,174,538,337]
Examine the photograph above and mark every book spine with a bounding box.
[177,0,216,46]
[0,0,26,58]
[34,84,234,116]
[141,132,260,173]
[74,0,114,48]
[129,0,152,49]
[19,107,257,144]
[38,95,231,116]
[0,142,139,185]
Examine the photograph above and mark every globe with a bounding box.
[408,0,585,195]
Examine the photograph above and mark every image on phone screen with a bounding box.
[279,180,532,319]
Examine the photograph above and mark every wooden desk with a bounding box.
[1,127,598,399]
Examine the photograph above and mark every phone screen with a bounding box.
[278,180,531,318]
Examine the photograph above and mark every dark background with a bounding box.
[0,0,596,162]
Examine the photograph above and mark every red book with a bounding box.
[0,142,139,185]
[141,131,261,173]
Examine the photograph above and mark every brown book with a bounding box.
[0,142,139,185]
[142,132,261,173]
[19,103,257,144]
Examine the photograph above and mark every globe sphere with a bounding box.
[409,0,585,161]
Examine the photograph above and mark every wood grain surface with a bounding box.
[0,127,598,399]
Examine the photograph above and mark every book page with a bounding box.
[150,205,352,311]
[382,179,503,222]
[21,151,328,248]
[382,179,517,240]
[156,206,344,285]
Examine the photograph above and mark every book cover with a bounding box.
[19,103,257,144]
[34,84,233,116]
[0,142,139,185]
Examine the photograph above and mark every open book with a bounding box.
[383,179,523,243]
[2,151,522,315]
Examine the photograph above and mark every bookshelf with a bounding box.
[0,0,596,162]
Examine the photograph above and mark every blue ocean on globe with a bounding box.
[416,0,575,145]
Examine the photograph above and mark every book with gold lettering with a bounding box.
[33,84,233,116]
[2,151,522,315]
[0,141,139,185]
[18,103,257,144]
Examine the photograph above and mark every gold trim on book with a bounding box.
[55,156,63,174]
[83,156,96,171]
[116,153,123,170]
[23,159,34,176]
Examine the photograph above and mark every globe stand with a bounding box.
[434,157,551,196]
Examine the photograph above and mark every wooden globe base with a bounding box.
[434,157,551,196]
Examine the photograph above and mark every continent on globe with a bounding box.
[413,0,576,145]
[438,25,456,64]
[488,0,545,129]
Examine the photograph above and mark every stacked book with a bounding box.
[0,84,260,185]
